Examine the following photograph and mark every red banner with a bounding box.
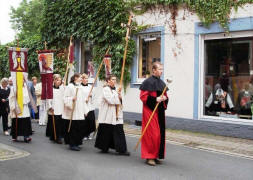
[103,54,111,78]
[8,47,28,72]
[38,51,54,74]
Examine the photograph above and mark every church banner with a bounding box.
[8,47,28,72]
[8,47,29,115]
[103,54,111,78]
[38,50,54,74]
[38,50,54,101]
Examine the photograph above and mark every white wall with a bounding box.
[124,7,199,119]
[95,4,253,120]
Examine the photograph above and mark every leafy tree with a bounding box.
[9,0,44,39]
[1,0,67,79]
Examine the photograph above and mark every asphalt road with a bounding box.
[0,122,253,180]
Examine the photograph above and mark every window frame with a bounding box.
[199,30,253,123]
[79,41,95,84]
[131,26,165,86]
[137,33,161,81]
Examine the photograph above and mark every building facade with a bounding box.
[75,4,253,139]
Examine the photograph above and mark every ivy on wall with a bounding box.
[2,0,253,85]
[130,0,253,33]
[42,0,137,87]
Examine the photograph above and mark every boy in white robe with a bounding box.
[62,73,89,151]
[81,73,96,140]
[46,74,65,144]
[95,74,130,156]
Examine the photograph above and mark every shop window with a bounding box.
[138,33,161,79]
[204,37,253,120]
[80,42,95,80]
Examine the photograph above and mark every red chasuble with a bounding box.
[139,76,168,159]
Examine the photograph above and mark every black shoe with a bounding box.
[100,150,108,153]
[154,159,162,164]
[24,137,32,143]
[118,151,130,156]
[69,146,80,151]
[56,139,63,144]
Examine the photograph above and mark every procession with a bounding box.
[0,35,169,166]
[1,0,253,180]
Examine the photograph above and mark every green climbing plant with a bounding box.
[2,0,253,84]
[130,0,253,32]
[41,0,139,87]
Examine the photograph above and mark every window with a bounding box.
[80,41,95,78]
[204,36,253,120]
[138,33,161,79]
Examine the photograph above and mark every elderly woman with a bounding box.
[0,78,10,135]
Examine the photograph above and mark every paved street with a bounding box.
[0,122,253,180]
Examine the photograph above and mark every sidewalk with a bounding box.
[124,124,253,159]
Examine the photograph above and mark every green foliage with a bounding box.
[0,35,68,80]
[42,0,136,86]
[130,0,253,31]
[0,46,10,78]
[3,0,253,85]
[0,0,67,80]
[0,35,43,79]
[10,0,44,39]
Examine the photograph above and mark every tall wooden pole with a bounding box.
[88,47,111,138]
[86,46,111,103]
[68,87,79,133]
[52,111,57,141]
[16,39,19,49]
[44,41,47,50]
[44,40,57,140]
[63,36,73,86]
[15,39,19,138]
[116,14,133,118]
[119,15,133,91]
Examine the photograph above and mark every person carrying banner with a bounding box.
[38,49,55,126]
[8,46,37,142]
[139,61,168,166]
[62,73,89,151]
[81,73,96,140]
[46,74,65,144]
[9,78,33,142]
[94,74,130,156]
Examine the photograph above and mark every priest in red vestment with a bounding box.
[139,61,168,166]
